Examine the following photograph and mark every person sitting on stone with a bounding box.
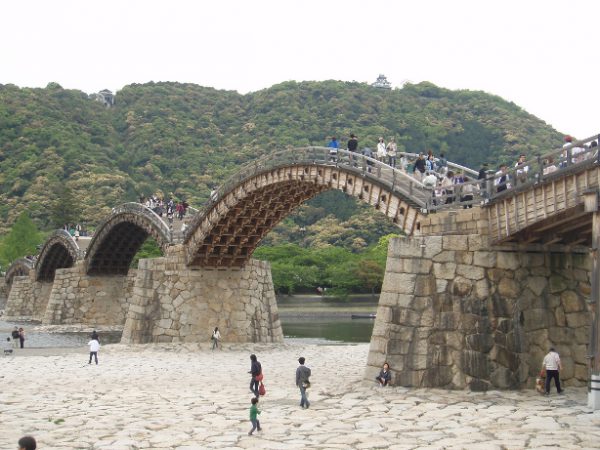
[375,362,392,386]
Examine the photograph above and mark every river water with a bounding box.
[0,296,378,347]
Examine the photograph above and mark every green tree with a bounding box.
[354,259,385,298]
[50,184,81,228]
[131,237,163,268]
[0,212,44,267]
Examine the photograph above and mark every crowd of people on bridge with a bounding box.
[492,135,599,194]
[139,194,189,226]
[330,134,479,207]
[327,133,600,206]
[63,223,90,240]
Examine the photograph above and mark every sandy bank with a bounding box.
[1,343,598,449]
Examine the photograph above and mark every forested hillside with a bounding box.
[0,79,563,243]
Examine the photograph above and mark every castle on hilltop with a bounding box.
[371,74,392,90]
[89,89,115,107]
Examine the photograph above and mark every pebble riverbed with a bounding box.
[1,343,599,449]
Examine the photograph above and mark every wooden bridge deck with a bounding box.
[487,159,599,246]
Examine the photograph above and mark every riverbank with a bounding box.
[277,294,378,316]
[1,343,599,449]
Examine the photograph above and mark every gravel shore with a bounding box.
[1,342,599,449]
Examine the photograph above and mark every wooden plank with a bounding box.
[523,192,529,227]
[402,203,410,233]
[552,181,557,214]
[533,188,538,222]
[543,184,548,219]
[513,196,519,233]
[504,199,510,237]
[384,187,391,217]
[496,202,502,240]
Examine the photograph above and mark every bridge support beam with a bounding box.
[121,246,283,344]
[4,273,53,321]
[367,230,592,390]
[42,261,136,325]
[588,198,600,409]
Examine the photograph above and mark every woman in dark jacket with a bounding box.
[375,362,392,386]
[249,354,262,397]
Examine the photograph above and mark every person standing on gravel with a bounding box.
[249,354,262,397]
[11,326,19,349]
[296,356,311,409]
[542,347,563,395]
[18,327,25,348]
[211,327,221,350]
[88,337,100,365]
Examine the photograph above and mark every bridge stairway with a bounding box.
[171,215,195,243]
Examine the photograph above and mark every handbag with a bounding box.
[258,382,266,396]
[302,380,311,389]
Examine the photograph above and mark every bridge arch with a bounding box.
[35,230,82,282]
[5,258,34,289]
[85,203,172,275]
[184,147,429,268]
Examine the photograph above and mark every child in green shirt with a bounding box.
[248,397,262,435]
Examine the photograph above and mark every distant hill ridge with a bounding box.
[0,80,562,234]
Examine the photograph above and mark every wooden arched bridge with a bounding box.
[4,134,600,402]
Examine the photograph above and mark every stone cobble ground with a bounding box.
[1,343,599,449]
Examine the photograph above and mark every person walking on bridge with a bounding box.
[347,134,358,166]
[328,136,339,162]
[413,153,426,181]
[376,137,386,162]
[386,138,397,168]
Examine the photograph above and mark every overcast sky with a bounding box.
[2,0,598,139]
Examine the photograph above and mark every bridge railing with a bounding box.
[487,133,600,201]
[397,151,479,178]
[5,257,34,284]
[184,146,438,240]
[109,202,173,243]
[55,229,86,260]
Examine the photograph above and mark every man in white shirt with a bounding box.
[541,347,563,395]
[88,338,100,365]
[494,164,511,193]
[514,154,529,184]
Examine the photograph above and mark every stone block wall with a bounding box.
[42,261,136,325]
[0,276,7,310]
[420,208,488,236]
[121,246,283,344]
[4,273,53,320]
[366,235,592,390]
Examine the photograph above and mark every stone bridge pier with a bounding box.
[121,245,283,344]
[4,273,53,321]
[367,209,592,390]
[42,261,137,325]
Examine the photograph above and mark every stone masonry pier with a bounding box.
[121,245,283,344]
[366,208,592,390]
[4,272,53,321]
[42,261,137,326]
